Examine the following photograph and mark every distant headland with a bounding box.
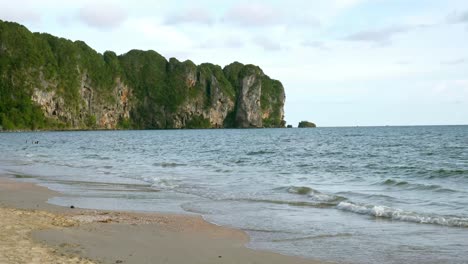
[0,20,286,130]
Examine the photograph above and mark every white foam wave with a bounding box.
[143,176,180,190]
[337,201,468,227]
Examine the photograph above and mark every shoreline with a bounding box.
[0,175,325,264]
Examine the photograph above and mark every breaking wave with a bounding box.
[337,201,468,227]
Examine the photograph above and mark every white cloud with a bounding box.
[446,10,468,24]
[224,37,245,48]
[253,36,282,51]
[223,3,281,27]
[441,58,467,65]
[197,37,245,49]
[164,7,214,25]
[128,18,194,49]
[343,25,412,45]
[78,1,127,30]
[431,80,468,102]
[222,2,322,29]
[302,40,329,50]
[333,0,366,9]
[0,0,41,24]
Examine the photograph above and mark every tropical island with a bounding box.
[298,121,316,128]
[0,20,286,131]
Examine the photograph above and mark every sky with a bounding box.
[1,0,467,126]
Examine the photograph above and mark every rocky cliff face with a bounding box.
[224,63,286,128]
[161,60,236,129]
[235,72,263,128]
[0,20,285,130]
[78,75,131,129]
[30,72,131,129]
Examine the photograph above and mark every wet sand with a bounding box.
[0,176,326,264]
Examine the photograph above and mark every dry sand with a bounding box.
[0,176,326,264]
[0,178,94,264]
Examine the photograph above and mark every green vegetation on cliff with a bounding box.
[0,21,118,129]
[261,78,285,128]
[223,62,285,128]
[0,20,286,130]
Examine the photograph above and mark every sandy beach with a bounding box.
[0,175,325,264]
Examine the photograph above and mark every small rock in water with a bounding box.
[298,121,316,128]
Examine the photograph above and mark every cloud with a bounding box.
[396,61,411,65]
[197,37,245,49]
[431,79,468,103]
[302,40,329,50]
[253,36,281,51]
[222,3,320,29]
[223,3,281,27]
[333,0,366,9]
[78,2,127,30]
[164,7,214,25]
[224,38,244,48]
[131,18,192,45]
[446,10,468,24]
[165,51,192,61]
[342,25,412,45]
[0,7,41,24]
[441,58,467,65]
[342,22,432,46]
[288,13,321,28]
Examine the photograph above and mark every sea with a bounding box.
[0,126,467,264]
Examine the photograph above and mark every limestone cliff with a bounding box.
[0,20,285,130]
[31,73,131,129]
[224,63,286,128]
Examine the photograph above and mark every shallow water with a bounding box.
[1,126,467,263]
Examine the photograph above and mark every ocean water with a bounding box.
[0,126,467,264]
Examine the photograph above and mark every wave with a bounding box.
[380,179,458,192]
[288,186,345,203]
[240,198,338,208]
[272,233,353,242]
[337,201,468,227]
[336,191,398,202]
[153,162,186,168]
[427,169,468,179]
[287,186,313,195]
[275,186,346,206]
[83,154,110,160]
[244,228,297,234]
[13,173,35,179]
[246,150,275,156]
[382,179,409,186]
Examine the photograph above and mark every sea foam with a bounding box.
[337,201,468,227]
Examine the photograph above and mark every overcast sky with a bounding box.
[1,0,467,126]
